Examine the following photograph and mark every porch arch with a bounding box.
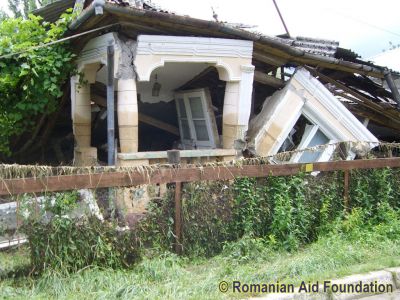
[134,35,255,148]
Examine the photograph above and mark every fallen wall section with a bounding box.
[246,68,379,161]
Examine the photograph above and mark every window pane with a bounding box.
[299,130,329,163]
[189,97,204,118]
[177,98,186,118]
[193,120,209,141]
[181,119,191,139]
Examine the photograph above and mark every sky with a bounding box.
[155,0,400,60]
[1,0,400,60]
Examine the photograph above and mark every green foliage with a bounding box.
[232,177,270,237]
[24,217,140,274]
[0,10,7,21]
[7,0,58,19]
[138,182,235,257]
[350,168,398,217]
[13,167,400,276]
[3,167,400,298]
[268,176,298,250]
[137,189,176,252]
[221,234,268,263]
[0,12,75,154]
[44,191,79,215]
[138,168,400,256]
[3,213,400,299]
[20,191,140,274]
[180,181,235,256]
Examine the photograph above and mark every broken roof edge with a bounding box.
[247,67,379,157]
[67,1,388,79]
[294,68,379,143]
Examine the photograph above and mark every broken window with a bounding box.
[277,115,335,163]
[293,125,331,163]
[175,89,219,149]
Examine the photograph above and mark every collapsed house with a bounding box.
[34,0,400,167]
[246,68,379,163]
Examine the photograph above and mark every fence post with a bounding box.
[344,170,350,211]
[174,181,182,254]
[168,150,182,254]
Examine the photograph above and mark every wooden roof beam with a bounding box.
[254,70,285,88]
[307,66,400,120]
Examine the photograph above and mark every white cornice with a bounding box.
[136,35,253,59]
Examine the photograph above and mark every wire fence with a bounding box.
[1,141,400,250]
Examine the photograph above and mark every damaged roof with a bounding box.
[33,0,388,77]
[34,0,171,22]
[33,0,400,132]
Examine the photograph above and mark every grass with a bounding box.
[1,230,400,300]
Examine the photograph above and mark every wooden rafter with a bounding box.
[306,67,400,122]
[254,70,285,88]
[91,94,179,136]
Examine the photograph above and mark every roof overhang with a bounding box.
[63,1,388,78]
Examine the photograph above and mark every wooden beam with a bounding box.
[343,170,350,211]
[139,114,180,136]
[254,70,285,88]
[91,94,179,136]
[333,91,400,131]
[174,181,182,254]
[1,158,400,195]
[253,51,287,67]
[168,151,182,254]
[307,67,400,121]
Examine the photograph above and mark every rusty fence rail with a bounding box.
[1,157,400,252]
[1,157,400,196]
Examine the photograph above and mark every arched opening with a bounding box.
[136,62,227,151]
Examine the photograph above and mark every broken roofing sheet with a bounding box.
[246,68,379,163]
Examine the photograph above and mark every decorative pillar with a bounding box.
[71,64,99,166]
[73,81,91,148]
[222,65,255,148]
[117,78,139,153]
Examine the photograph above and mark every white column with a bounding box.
[73,81,91,148]
[118,78,138,153]
[222,65,254,149]
[71,64,99,166]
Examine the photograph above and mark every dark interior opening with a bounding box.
[137,100,179,152]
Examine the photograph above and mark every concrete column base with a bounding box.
[74,147,98,166]
[117,158,149,167]
[222,124,247,149]
[115,183,167,227]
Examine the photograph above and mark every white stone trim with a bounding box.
[134,35,253,82]
[238,65,255,125]
[138,57,239,82]
[136,35,253,58]
[76,32,120,69]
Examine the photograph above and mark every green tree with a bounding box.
[0,10,7,21]
[7,0,58,19]
[0,11,76,156]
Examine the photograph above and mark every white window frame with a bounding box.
[175,89,219,149]
[289,119,336,163]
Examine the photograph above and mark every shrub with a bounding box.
[20,191,140,274]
